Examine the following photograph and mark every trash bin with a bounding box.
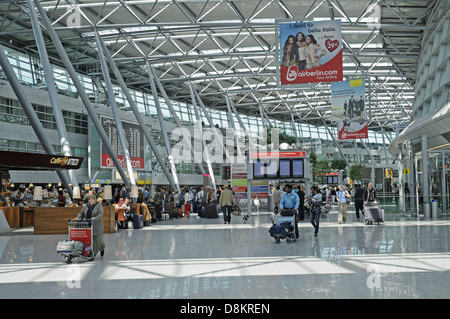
[431,199,439,218]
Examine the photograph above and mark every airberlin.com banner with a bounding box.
[277,19,343,85]
[337,120,368,140]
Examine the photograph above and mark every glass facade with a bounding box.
[0,45,395,179]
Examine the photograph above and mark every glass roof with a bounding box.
[0,0,442,133]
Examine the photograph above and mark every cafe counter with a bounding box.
[33,206,116,235]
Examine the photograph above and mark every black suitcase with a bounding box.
[132,214,144,229]
[170,208,179,219]
[206,204,218,219]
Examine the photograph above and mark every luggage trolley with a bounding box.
[56,218,95,264]
[269,209,297,243]
[364,202,384,225]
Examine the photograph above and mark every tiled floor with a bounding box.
[1,210,449,299]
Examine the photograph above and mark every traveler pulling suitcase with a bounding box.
[364,203,384,225]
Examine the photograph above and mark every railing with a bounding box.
[376,193,450,216]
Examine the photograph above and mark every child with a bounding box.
[253,196,260,213]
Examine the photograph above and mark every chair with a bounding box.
[162,202,174,220]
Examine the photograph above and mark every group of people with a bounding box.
[281,32,327,70]
[343,95,365,119]
[270,182,380,237]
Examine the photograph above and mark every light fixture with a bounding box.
[72,186,81,199]
[103,185,112,200]
[33,186,42,202]
[131,185,138,199]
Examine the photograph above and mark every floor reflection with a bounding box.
[0,213,449,298]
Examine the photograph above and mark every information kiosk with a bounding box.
[246,150,312,212]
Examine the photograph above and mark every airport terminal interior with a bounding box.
[0,0,449,300]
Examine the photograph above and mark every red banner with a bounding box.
[337,121,368,140]
[101,154,145,170]
[280,50,343,85]
[250,151,306,158]
[70,228,92,245]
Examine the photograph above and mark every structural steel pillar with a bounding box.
[192,88,233,162]
[28,0,79,188]
[0,45,73,199]
[188,84,217,191]
[146,61,180,192]
[95,30,136,186]
[95,36,177,190]
[34,0,130,186]
[149,67,206,176]
[225,95,242,158]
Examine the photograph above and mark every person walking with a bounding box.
[336,185,351,224]
[297,186,306,220]
[75,194,105,257]
[219,185,236,224]
[354,184,365,220]
[253,195,260,213]
[363,182,378,205]
[279,184,300,239]
[309,187,323,237]
[272,185,283,214]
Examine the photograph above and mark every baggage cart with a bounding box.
[57,218,94,264]
[364,203,384,225]
[269,209,297,243]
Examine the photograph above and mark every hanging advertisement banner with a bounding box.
[331,79,366,122]
[276,19,343,85]
[337,120,368,140]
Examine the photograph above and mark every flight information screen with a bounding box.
[253,160,264,178]
[279,159,291,178]
[252,158,304,179]
[292,159,304,178]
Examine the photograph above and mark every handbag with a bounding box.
[345,191,351,204]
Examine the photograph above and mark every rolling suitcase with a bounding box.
[132,213,144,229]
[206,204,218,219]
[364,204,384,225]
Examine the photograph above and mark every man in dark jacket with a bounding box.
[354,184,364,219]
[363,183,378,205]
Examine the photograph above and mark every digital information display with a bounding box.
[279,160,290,178]
[253,158,304,179]
[327,176,339,184]
[253,160,264,178]
[292,159,304,178]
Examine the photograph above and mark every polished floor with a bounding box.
[0,209,450,299]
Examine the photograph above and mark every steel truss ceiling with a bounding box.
[0,0,445,133]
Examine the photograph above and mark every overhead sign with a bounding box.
[0,150,83,170]
[250,151,306,158]
[277,19,343,85]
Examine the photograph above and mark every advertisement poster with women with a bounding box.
[277,19,343,85]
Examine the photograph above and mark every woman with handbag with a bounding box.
[336,185,351,224]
